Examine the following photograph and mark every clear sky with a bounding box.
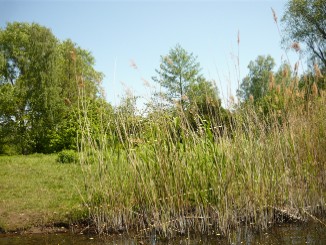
[0,0,300,108]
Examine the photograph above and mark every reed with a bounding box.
[77,76,326,238]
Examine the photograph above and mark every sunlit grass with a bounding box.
[0,154,84,231]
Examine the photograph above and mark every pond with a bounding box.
[0,221,325,244]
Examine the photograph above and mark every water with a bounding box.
[0,222,325,245]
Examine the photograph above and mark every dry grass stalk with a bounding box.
[294,61,299,73]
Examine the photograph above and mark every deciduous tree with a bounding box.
[0,22,105,154]
[282,0,326,69]
[237,55,275,102]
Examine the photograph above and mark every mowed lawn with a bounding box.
[0,154,84,231]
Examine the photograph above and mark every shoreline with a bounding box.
[1,206,325,236]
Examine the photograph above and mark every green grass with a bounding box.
[0,154,84,231]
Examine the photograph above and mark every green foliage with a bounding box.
[238,61,301,128]
[282,0,326,68]
[0,22,59,154]
[152,44,202,111]
[0,22,105,154]
[48,112,79,152]
[114,95,144,144]
[56,39,103,104]
[0,144,19,156]
[57,150,79,164]
[0,84,17,155]
[237,55,275,102]
[151,44,228,136]
[188,77,220,112]
[186,78,227,130]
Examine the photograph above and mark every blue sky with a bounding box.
[0,0,300,108]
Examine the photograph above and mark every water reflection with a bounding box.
[0,222,325,245]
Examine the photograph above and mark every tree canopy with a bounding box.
[282,0,326,69]
[0,22,104,154]
[237,55,276,102]
[152,44,202,111]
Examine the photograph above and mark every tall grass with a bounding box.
[77,75,326,238]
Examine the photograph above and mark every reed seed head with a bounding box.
[291,42,301,53]
[271,8,278,24]
[269,72,275,90]
[282,66,289,78]
[249,94,254,103]
[77,75,85,87]
[285,88,292,98]
[181,94,189,101]
[130,59,138,70]
[229,95,235,105]
[312,82,318,96]
[276,85,281,94]
[314,63,323,79]
[70,50,76,62]
[142,77,151,88]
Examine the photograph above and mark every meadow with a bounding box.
[0,154,84,231]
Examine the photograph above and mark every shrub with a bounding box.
[56,150,78,164]
[0,144,19,156]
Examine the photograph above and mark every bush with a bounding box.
[0,144,20,156]
[56,150,78,164]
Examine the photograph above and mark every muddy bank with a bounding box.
[0,220,96,236]
[1,205,325,238]
[1,220,326,245]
